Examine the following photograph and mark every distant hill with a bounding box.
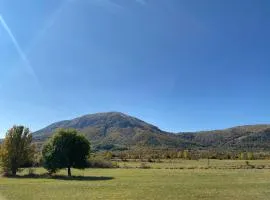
[33,112,194,150]
[178,125,270,151]
[34,112,270,151]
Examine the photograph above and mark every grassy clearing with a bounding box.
[0,160,269,200]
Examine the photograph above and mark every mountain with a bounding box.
[34,112,270,151]
[178,125,270,151]
[34,112,194,150]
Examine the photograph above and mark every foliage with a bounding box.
[42,129,90,176]
[104,151,113,160]
[33,112,270,153]
[109,148,270,161]
[33,112,193,150]
[247,152,255,160]
[87,158,118,168]
[0,126,35,175]
[139,162,151,169]
[183,150,190,160]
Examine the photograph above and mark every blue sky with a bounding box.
[0,0,270,136]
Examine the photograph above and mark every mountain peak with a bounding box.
[33,112,182,150]
[33,112,270,151]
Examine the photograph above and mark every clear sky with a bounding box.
[0,0,270,136]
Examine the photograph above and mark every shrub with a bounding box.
[139,163,151,169]
[88,158,118,168]
[28,168,36,176]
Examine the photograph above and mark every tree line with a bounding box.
[109,148,269,160]
[0,126,90,176]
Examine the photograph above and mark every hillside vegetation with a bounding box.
[34,112,194,150]
[179,125,270,151]
[34,112,270,151]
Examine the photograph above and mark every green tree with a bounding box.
[183,150,190,160]
[247,152,254,160]
[239,152,246,160]
[104,151,113,160]
[177,151,183,158]
[42,129,90,176]
[0,126,35,176]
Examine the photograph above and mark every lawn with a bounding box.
[0,165,269,200]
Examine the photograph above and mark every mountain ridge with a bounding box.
[33,112,270,151]
[34,112,194,150]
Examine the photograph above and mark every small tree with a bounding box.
[247,152,255,160]
[177,151,183,159]
[183,150,190,160]
[239,152,246,160]
[42,129,90,176]
[0,126,35,176]
[104,151,113,160]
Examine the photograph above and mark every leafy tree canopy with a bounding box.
[42,129,90,176]
[0,126,35,175]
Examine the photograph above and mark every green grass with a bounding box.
[0,160,269,200]
[117,159,270,169]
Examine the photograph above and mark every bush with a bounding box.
[255,165,265,169]
[88,158,118,168]
[139,163,151,169]
[28,168,36,176]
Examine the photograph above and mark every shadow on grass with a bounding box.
[52,175,114,181]
[4,174,114,181]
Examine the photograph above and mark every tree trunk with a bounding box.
[68,167,71,177]
[12,168,16,176]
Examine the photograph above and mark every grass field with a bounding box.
[0,160,269,200]
[117,159,270,169]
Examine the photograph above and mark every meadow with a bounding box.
[117,159,270,169]
[0,160,269,200]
